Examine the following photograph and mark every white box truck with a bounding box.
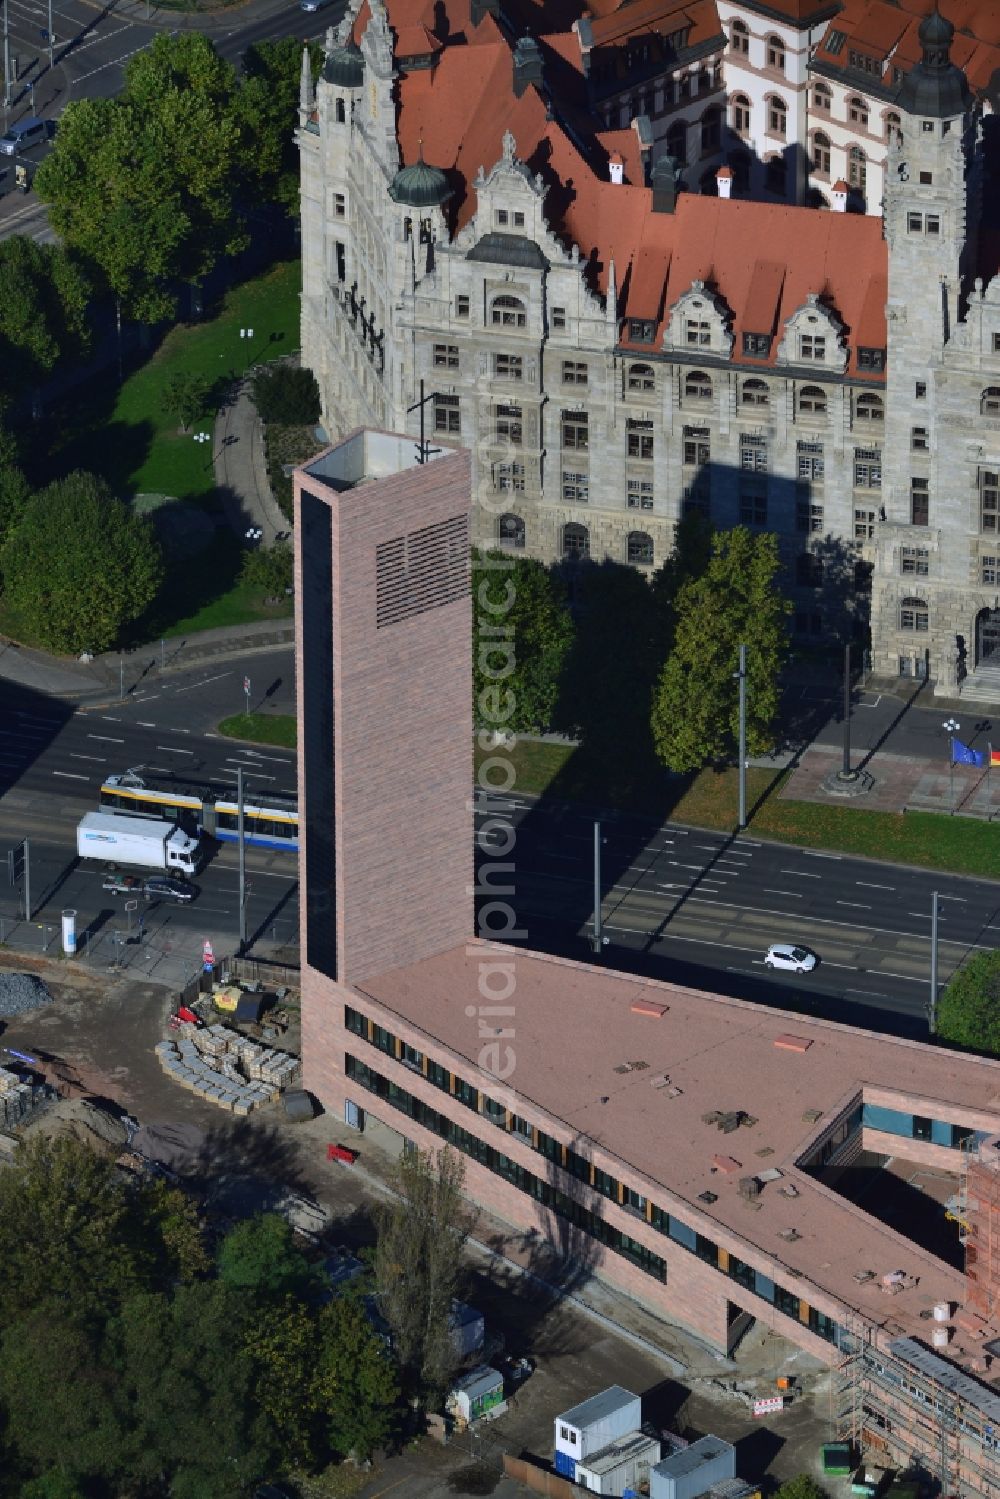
[76,811,201,875]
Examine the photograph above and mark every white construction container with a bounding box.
[447,1365,505,1425]
[651,1435,736,1499]
[932,1301,952,1322]
[555,1387,642,1472]
[574,1430,661,1496]
[449,1299,485,1359]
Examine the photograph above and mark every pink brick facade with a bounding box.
[293,437,473,990]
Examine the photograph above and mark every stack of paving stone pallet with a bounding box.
[156,1024,302,1116]
[0,1063,48,1131]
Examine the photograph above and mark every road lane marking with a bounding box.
[783,869,821,878]
[157,745,194,754]
[137,721,157,727]
[174,671,232,693]
[53,771,88,780]
[803,850,843,859]
[69,754,107,763]
[100,716,121,721]
[856,882,895,890]
[836,901,872,909]
[762,888,803,897]
[88,734,124,743]
[937,894,967,902]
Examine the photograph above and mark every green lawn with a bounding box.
[26,260,304,645]
[218,711,297,748]
[475,739,1000,880]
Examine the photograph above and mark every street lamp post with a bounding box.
[943,717,960,816]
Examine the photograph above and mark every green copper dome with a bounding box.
[389,155,452,208]
[323,41,364,89]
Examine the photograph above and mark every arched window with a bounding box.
[982,387,1000,416]
[766,155,787,195]
[732,93,751,134]
[562,522,590,559]
[767,96,787,137]
[742,378,769,407]
[812,80,832,112]
[627,531,654,566]
[848,144,867,190]
[498,513,525,549]
[730,19,749,55]
[667,121,687,163]
[799,385,827,415]
[812,131,831,176]
[490,294,526,328]
[856,392,883,423]
[885,110,901,142]
[796,553,822,587]
[685,370,713,401]
[701,107,722,154]
[848,95,869,129]
[899,597,929,632]
[627,363,655,393]
[766,35,785,72]
[335,98,346,123]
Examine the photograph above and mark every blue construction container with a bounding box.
[554,1448,577,1480]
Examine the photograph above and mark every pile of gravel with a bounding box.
[0,972,54,1018]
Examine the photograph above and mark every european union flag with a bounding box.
[951,737,985,767]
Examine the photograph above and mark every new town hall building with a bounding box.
[298,0,1000,689]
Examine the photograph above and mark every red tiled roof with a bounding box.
[587,0,718,48]
[355,0,889,371]
[816,0,1000,99]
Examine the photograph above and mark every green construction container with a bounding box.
[822,1442,853,1476]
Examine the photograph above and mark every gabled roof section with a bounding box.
[626,244,672,319]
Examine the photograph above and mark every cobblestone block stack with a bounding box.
[0,1064,48,1131]
[156,1028,302,1115]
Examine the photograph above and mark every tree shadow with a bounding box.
[132,528,244,642]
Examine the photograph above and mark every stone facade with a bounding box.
[299,2,1000,689]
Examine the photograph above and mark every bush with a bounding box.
[252,364,321,426]
[937,948,1000,1054]
[240,542,293,594]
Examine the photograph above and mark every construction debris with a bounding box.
[156,1024,302,1115]
[0,1062,50,1131]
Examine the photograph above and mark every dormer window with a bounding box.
[858,347,885,372]
[743,333,771,358]
[799,334,825,361]
[629,319,656,343]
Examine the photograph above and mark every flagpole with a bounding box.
[990,742,994,821]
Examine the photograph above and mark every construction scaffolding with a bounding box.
[837,1329,1000,1498]
[967,1137,1000,1323]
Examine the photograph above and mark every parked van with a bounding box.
[0,117,46,156]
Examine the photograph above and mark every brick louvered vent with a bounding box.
[376,513,469,629]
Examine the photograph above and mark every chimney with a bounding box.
[832,178,848,212]
[609,152,624,185]
[716,165,733,199]
[512,36,544,97]
[651,154,681,213]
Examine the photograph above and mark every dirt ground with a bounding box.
[0,952,838,1499]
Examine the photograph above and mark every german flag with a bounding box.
[991,747,1000,767]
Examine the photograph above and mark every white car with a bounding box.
[765,943,817,973]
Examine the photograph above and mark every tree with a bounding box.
[240,541,294,594]
[0,463,31,556]
[244,1298,323,1466]
[0,237,91,397]
[164,370,213,432]
[1,471,163,653]
[776,1476,828,1499]
[35,36,248,323]
[238,39,322,213]
[373,1147,474,1398]
[473,550,573,734]
[251,363,322,426]
[217,1212,319,1301]
[651,527,790,772]
[105,1283,272,1498]
[316,1295,399,1459]
[937,949,1000,1054]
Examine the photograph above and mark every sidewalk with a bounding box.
[213,377,290,548]
[0,620,293,706]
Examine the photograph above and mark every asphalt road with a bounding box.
[0,666,300,961]
[0,658,997,1032]
[476,790,1000,1039]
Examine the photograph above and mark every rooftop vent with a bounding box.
[739,1176,761,1200]
[775,1034,813,1053]
[631,999,667,1018]
[698,1190,718,1204]
[778,1228,802,1243]
[801,1108,824,1124]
